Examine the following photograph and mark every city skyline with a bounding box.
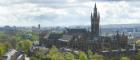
[0,0,139,27]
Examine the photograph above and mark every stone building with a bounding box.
[39,3,128,51]
[2,49,25,60]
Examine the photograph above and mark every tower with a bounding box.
[91,3,100,38]
[38,24,40,30]
[38,24,41,46]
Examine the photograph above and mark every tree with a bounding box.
[0,32,7,40]
[30,56,38,60]
[31,33,39,41]
[0,43,8,56]
[120,56,130,60]
[47,45,65,60]
[51,52,64,60]
[92,53,104,60]
[136,40,140,45]
[4,42,12,50]
[47,45,58,59]
[0,47,5,56]
[79,51,88,60]
[25,32,39,41]
[35,48,47,60]
[87,49,93,60]
[136,51,140,60]
[17,40,32,53]
[65,52,75,60]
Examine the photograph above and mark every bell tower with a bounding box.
[91,3,100,38]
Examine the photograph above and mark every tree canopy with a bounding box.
[17,40,32,53]
[79,51,88,60]
[92,53,104,60]
[120,57,130,60]
[65,52,75,60]
[136,40,140,45]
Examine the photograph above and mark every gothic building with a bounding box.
[91,3,100,38]
[39,3,129,51]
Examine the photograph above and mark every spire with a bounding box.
[94,3,97,11]
[91,2,100,38]
[116,31,119,37]
[122,32,125,36]
[94,2,97,17]
[94,2,97,9]
[38,24,40,29]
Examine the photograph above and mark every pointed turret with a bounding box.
[94,3,97,17]
[116,31,119,36]
[122,32,125,36]
[94,3,97,10]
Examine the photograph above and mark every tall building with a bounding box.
[38,24,40,30]
[91,3,100,38]
[39,3,128,51]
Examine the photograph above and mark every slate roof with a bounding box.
[3,49,17,60]
[66,28,87,33]
[58,35,73,42]
[47,33,62,40]
[4,49,17,57]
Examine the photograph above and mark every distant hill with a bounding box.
[101,24,140,28]
[67,24,140,29]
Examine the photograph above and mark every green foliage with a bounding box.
[11,35,21,41]
[30,56,38,60]
[4,42,12,49]
[51,52,64,60]
[35,48,47,59]
[136,40,140,45]
[31,34,38,41]
[47,45,58,59]
[79,51,88,60]
[10,36,19,48]
[92,53,104,60]
[25,32,39,41]
[47,45,65,60]
[0,47,5,56]
[0,32,7,40]
[0,43,9,56]
[120,56,130,60]
[87,49,93,60]
[65,52,75,60]
[17,40,32,53]
[136,51,140,60]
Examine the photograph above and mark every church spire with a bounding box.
[94,3,97,17]
[94,3,97,9]
[94,3,97,11]
[91,3,100,38]
[122,32,125,36]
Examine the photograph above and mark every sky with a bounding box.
[0,0,139,27]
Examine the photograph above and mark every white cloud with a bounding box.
[0,0,139,26]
